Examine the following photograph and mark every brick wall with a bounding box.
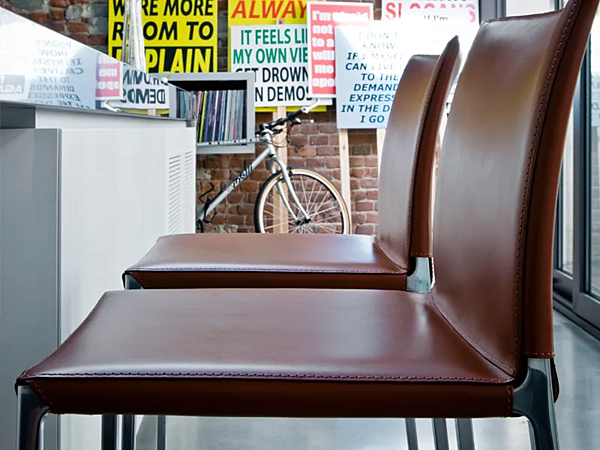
[4,0,383,235]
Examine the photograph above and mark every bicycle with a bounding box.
[196,101,351,234]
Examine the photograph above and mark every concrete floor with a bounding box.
[136,313,600,450]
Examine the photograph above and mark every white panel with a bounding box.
[58,123,194,450]
[506,0,554,15]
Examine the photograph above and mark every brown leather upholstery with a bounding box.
[16,0,598,420]
[378,37,461,265]
[431,0,597,379]
[124,41,462,290]
[125,234,407,290]
[17,289,512,418]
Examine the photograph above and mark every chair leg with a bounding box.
[101,415,118,450]
[405,418,419,450]
[16,386,50,450]
[432,419,449,450]
[157,415,166,450]
[455,419,475,450]
[122,415,136,450]
[513,359,559,450]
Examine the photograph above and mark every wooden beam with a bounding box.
[338,128,352,225]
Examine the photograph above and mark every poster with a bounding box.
[334,25,408,129]
[228,0,312,27]
[96,54,122,100]
[118,66,170,109]
[231,24,311,107]
[382,0,479,24]
[307,1,372,97]
[109,0,218,73]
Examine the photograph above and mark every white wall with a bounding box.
[506,0,555,15]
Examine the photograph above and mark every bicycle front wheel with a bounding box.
[255,167,351,234]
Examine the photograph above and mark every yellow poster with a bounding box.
[229,0,311,27]
[109,0,218,73]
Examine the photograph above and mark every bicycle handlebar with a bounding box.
[257,100,320,133]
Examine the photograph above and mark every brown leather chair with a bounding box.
[122,37,462,293]
[15,1,598,450]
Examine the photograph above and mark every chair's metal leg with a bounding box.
[513,359,559,450]
[157,415,166,450]
[17,386,50,450]
[405,418,419,450]
[101,415,118,450]
[432,419,450,450]
[122,415,135,450]
[123,274,142,290]
[407,258,432,293]
[455,419,475,450]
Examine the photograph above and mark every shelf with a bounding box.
[160,72,256,155]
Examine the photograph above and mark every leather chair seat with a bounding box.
[18,288,513,419]
[125,234,408,290]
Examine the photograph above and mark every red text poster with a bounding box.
[382,0,479,24]
[96,54,122,100]
[307,1,372,97]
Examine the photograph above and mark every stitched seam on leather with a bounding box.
[511,0,579,372]
[411,252,433,257]
[431,292,515,376]
[20,297,107,379]
[130,267,403,275]
[506,385,511,416]
[372,240,410,273]
[21,373,511,382]
[29,380,56,410]
[406,53,445,263]
[488,9,562,24]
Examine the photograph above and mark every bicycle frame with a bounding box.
[197,132,310,224]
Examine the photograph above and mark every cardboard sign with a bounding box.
[382,0,479,24]
[109,0,218,73]
[231,24,312,107]
[307,1,372,97]
[229,0,312,26]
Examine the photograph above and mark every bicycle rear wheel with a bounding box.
[255,167,350,234]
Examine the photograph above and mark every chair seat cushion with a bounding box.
[125,234,408,290]
[18,289,513,418]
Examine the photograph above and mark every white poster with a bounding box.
[335,21,477,129]
[382,0,479,24]
[117,67,170,110]
[335,25,409,129]
[231,24,312,107]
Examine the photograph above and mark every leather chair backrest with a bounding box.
[377,37,462,269]
[432,0,598,378]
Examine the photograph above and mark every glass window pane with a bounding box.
[505,0,554,15]
[562,112,575,275]
[589,13,600,293]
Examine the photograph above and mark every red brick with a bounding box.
[332,169,341,180]
[309,135,328,146]
[351,179,360,190]
[355,201,374,212]
[307,158,326,169]
[238,204,254,215]
[49,21,66,32]
[361,179,379,189]
[71,0,89,4]
[210,215,225,225]
[365,156,378,167]
[299,123,318,134]
[329,134,339,145]
[226,215,245,225]
[29,12,50,24]
[366,190,379,200]
[355,224,375,235]
[287,157,303,167]
[227,204,237,214]
[317,146,337,156]
[49,0,68,6]
[250,169,270,181]
[298,147,317,157]
[290,135,308,147]
[367,212,379,224]
[68,21,88,33]
[71,33,89,44]
[89,35,108,46]
[228,192,244,203]
[326,158,340,169]
[350,157,365,167]
[241,181,260,192]
[353,213,367,225]
[211,169,230,180]
[50,9,65,20]
[351,168,370,178]
[354,191,367,201]
[319,123,338,134]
